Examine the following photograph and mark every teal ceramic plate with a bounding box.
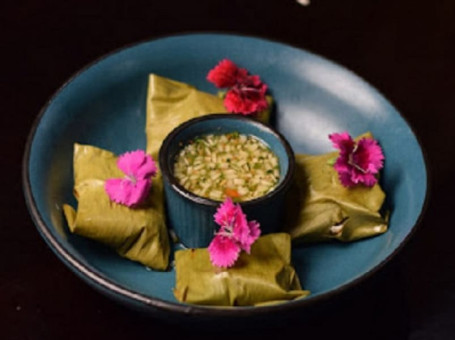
[23,33,427,321]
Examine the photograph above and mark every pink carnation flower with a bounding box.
[208,198,261,268]
[206,59,248,88]
[117,150,157,180]
[105,177,152,207]
[224,80,268,115]
[207,59,269,115]
[207,235,240,268]
[329,132,384,187]
[105,150,157,207]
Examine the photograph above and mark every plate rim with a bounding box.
[22,31,430,318]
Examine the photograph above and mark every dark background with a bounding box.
[2,0,455,339]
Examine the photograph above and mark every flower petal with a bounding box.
[213,197,237,227]
[208,235,241,268]
[224,87,268,115]
[329,132,384,188]
[248,220,261,240]
[211,198,261,267]
[232,208,251,249]
[359,173,378,187]
[105,178,151,207]
[244,74,264,88]
[329,132,355,155]
[117,150,157,180]
[354,138,384,174]
[207,59,269,115]
[240,221,261,254]
[206,59,247,88]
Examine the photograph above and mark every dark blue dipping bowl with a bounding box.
[159,113,295,248]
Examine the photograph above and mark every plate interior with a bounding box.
[27,34,427,308]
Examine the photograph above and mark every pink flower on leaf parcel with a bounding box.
[208,198,261,268]
[206,59,248,88]
[105,150,157,207]
[329,132,384,188]
[207,59,269,115]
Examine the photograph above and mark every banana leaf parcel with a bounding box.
[63,144,170,270]
[173,233,310,306]
[284,133,388,243]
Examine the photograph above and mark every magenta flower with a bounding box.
[206,59,248,88]
[207,59,269,115]
[329,132,384,188]
[207,236,241,268]
[224,78,268,115]
[208,198,261,268]
[105,150,157,207]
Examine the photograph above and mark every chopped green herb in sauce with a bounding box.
[173,133,280,201]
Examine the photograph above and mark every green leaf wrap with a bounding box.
[284,133,388,243]
[63,144,170,270]
[173,233,310,306]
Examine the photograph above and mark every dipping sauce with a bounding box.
[173,132,280,201]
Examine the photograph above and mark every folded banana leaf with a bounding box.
[284,133,388,243]
[173,233,310,306]
[63,144,170,270]
[145,74,272,157]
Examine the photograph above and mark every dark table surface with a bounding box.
[2,1,455,339]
